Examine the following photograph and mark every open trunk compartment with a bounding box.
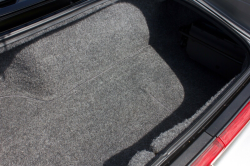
[0,0,247,165]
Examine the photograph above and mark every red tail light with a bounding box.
[191,102,250,166]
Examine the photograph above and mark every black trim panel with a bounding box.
[0,0,114,47]
[206,82,250,136]
[170,133,212,166]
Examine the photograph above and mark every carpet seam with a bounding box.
[0,45,150,102]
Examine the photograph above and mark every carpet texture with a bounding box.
[128,78,235,165]
[150,78,233,154]
[0,0,228,165]
[128,150,155,166]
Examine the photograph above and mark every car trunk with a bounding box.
[0,0,245,165]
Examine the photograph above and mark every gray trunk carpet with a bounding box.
[0,0,227,165]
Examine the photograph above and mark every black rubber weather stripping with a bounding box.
[0,0,116,48]
[0,0,16,8]
[0,0,57,20]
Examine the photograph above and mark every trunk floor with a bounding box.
[0,1,226,165]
